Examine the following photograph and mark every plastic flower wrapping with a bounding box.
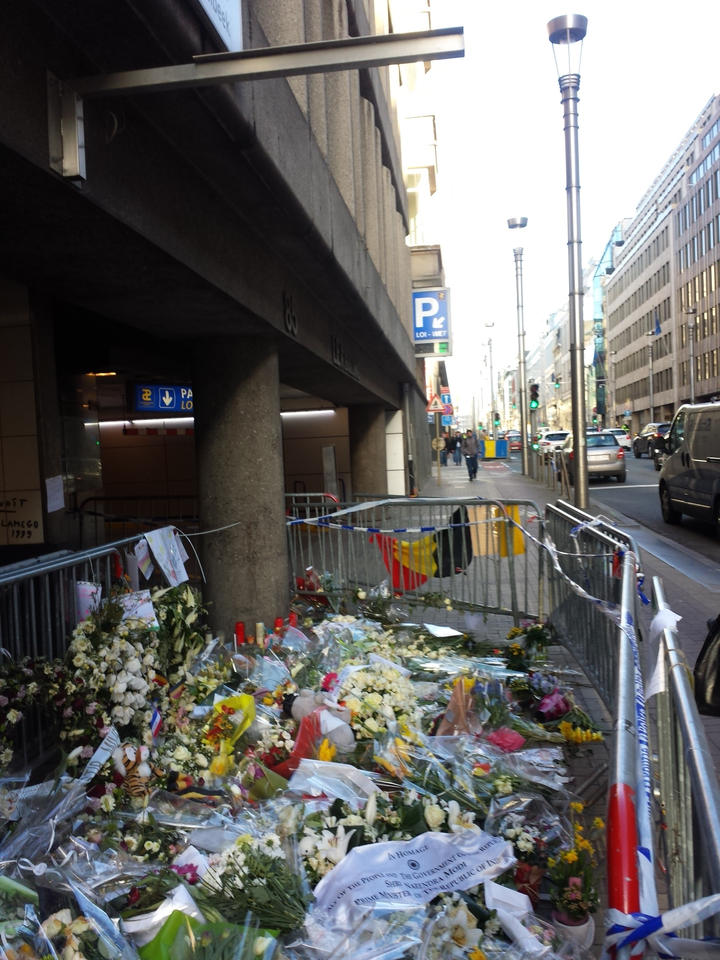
[0,584,606,959]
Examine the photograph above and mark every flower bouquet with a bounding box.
[339,662,420,740]
[197,832,311,932]
[485,792,572,907]
[548,802,603,924]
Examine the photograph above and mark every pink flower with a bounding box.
[171,863,200,884]
[0,695,8,707]
[486,726,526,752]
[536,689,570,721]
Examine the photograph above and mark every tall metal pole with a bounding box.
[508,218,529,475]
[488,337,494,431]
[685,308,697,402]
[485,323,495,433]
[647,337,654,421]
[548,15,589,510]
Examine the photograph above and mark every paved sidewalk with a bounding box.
[418,456,720,773]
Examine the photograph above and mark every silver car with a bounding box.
[558,432,627,483]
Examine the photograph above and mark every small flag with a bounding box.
[654,308,661,336]
[150,706,162,738]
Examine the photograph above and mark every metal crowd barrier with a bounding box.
[287,496,546,631]
[0,541,131,660]
[544,499,640,708]
[285,492,340,519]
[77,494,200,547]
[545,501,720,951]
[651,576,720,940]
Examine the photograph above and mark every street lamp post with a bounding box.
[610,350,617,425]
[685,307,697,402]
[485,323,495,433]
[646,333,655,420]
[548,14,589,510]
[508,217,530,475]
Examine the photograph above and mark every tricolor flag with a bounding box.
[370,507,473,591]
[150,706,162,738]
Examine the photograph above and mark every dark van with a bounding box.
[658,402,720,526]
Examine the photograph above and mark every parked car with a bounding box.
[538,430,569,461]
[632,422,670,458]
[558,432,626,484]
[602,427,632,451]
[505,431,522,452]
[658,402,720,525]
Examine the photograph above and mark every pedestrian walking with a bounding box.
[452,431,463,465]
[461,429,479,480]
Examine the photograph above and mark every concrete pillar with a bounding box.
[360,99,380,269]
[323,2,355,217]
[349,405,387,496]
[193,337,288,636]
[253,0,307,111]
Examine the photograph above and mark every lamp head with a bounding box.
[547,14,587,79]
[507,217,528,230]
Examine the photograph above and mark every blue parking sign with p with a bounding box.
[412,289,450,342]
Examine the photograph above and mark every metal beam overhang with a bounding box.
[48,27,464,179]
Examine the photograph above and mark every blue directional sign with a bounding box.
[412,289,450,343]
[134,384,194,413]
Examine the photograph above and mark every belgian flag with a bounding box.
[370,506,473,590]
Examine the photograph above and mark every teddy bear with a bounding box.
[282,689,356,755]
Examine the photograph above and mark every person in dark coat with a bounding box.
[453,431,463,465]
[461,430,479,480]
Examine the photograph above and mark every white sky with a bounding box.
[428,0,720,420]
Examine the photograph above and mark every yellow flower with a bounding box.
[317,738,336,762]
[469,948,487,960]
[593,817,605,830]
[570,801,584,813]
[547,857,557,868]
[210,749,231,777]
[562,849,579,864]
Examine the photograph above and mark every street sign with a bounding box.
[441,415,453,426]
[413,289,450,343]
[441,393,452,404]
[431,437,445,451]
[443,404,453,415]
[426,394,445,413]
[134,384,194,413]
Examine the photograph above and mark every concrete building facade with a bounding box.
[603,95,720,433]
[0,0,443,635]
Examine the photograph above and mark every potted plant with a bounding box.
[548,802,604,948]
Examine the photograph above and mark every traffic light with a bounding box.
[529,383,539,409]
[493,411,500,425]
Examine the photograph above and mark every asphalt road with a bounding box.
[584,453,720,570]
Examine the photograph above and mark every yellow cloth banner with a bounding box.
[467,505,525,557]
[396,533,439,577]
